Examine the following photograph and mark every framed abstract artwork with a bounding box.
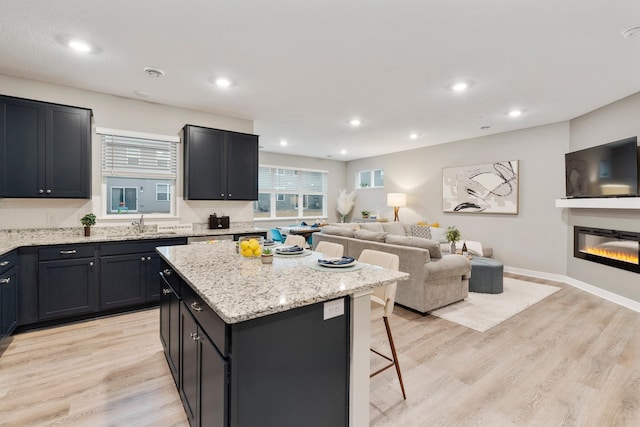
[442,160,519,214]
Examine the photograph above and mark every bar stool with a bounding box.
[315,241,344,258]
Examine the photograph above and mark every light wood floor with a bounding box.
[1,275,640,426]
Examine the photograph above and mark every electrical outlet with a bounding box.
[323,299,344,320]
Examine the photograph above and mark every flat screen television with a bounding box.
[565,136,639,198]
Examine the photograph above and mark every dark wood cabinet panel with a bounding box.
[38,257,97,320]
[183,125,258,201]
[159,268,180,382]
[0,254,18,341]
[180,305,199,426]
[0,95,91,198]
[199,329,228,427]
[99,254,146,310]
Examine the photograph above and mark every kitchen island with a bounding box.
[157,242,409,427]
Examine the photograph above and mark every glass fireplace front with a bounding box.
[574,226,640,273]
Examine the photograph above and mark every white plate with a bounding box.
[275,246,305,254]
[274,250,312,257]
[318,259,357,268]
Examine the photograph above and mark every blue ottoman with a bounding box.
[469,257,503,294]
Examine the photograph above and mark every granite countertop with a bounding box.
[157,242,410,324]
[0,224,266,257]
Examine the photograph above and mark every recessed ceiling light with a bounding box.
[215,77,232,88]
[340,149,347,155]
[508,109,522,118]
[622,26,640,38]
[452,82,468,92]
[280,140,288,146]
[409,133,418,140]
[68,39,92,53]
[350,119,361,127]
[143,67,164,78]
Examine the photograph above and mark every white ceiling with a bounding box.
[1,0,640,161]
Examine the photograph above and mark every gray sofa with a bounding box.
[312,222,471,314]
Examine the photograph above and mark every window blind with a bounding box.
[101,134,177,178]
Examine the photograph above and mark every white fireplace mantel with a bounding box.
[555,198,640,209]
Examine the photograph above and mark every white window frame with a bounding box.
[156,183,171,201]
[255,165,328,220]
[98,127,179,220]
[357,168,384,189]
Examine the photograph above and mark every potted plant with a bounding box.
[361,210,370,219]
[261,248,273,264]
[445,226,461,254]
[80,213,96,237]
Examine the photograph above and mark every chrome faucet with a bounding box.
[132,214,144,233]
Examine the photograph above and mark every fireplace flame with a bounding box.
[582,247,638,264]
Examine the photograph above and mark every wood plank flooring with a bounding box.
[1,274,639,426]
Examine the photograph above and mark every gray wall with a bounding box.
[568,91,640,301]
[346,122,570,274]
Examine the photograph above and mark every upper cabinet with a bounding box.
[0,95,92,198]
[183,125,258,201]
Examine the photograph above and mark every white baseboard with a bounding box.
[504,265,640,314]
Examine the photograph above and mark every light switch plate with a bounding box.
[323,299,344,320]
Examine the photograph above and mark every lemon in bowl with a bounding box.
[238,236,264,258]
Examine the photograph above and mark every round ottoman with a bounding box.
[469,257,504,294]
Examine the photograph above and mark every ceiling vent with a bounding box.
[143,67,164,78]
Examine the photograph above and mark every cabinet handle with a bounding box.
[192,333,201,342]
[0,261,9,267]
[221,193,225,197]
[163,269,171,275]
[89,261,94,267]
[191,302,203,312]
[141,257,146,261]
[39,189,44,194]
[46,189,52,194]
[60,250,77,255]
[162,288,172,295]
[146,256,151,261]
[0,277,10,284]
[229,193,232,197]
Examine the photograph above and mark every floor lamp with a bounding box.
[387,193,406,222]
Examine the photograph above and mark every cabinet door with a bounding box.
[145,252,161,302]
[0,97,45,197]
[199,331,229,427]
[99,254,146,310]
[45,104,91,198]
[1,266,18,338]
[184,126,225,200]
[180,305,199,426]
[159,271,180,382]
[39,258,96,320]
[226,132,258,200]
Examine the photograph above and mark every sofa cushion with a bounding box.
[354,229,388,242]
[359,222,385,232]
[382,222,406,236]
[321,226,355,238]
[328,222,360,230]
[411,224,432,239]
[385,235,442,259]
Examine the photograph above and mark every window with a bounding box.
[156,183,170,201]
[255,166,327,219]
[99,128,178,217]
[357,169,384,188]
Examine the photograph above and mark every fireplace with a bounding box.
[574,226,640,273]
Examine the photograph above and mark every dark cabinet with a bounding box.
[0,251,18,341]
[180,303,228,427]
[183,125,258,201]
[0,95,91,198]
[99,253,147,310]
[38,248,97,320]
[159,267,181,382]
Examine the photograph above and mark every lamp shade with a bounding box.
[387,193,407,207]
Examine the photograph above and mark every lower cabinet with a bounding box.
[99,254,147,310]
[159,267,181,382]
[180,303,228,427]
[0,258,18,341]
[39,256,97,320]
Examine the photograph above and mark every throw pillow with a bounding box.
[385,235,443,259]
[410,224,432,239]
[354,229,388,242]
[321,226,355,238]
[382,222,406,236]
[359,222,384,232]
[430,227,448,243]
